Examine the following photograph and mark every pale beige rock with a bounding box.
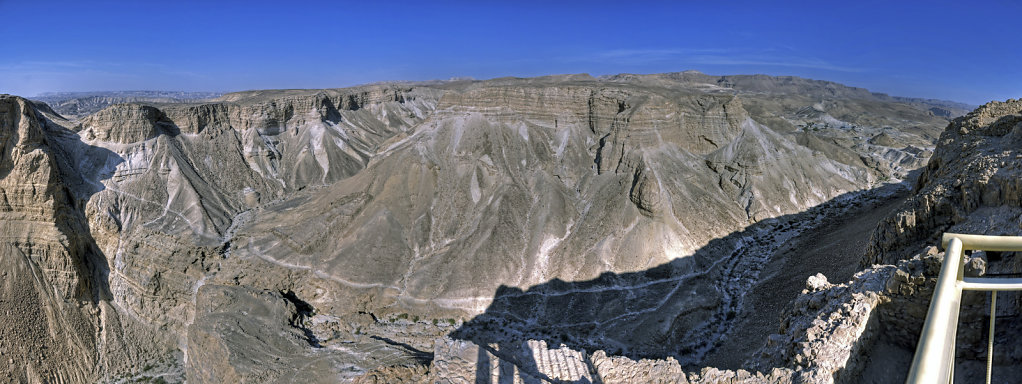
[0,96,99,383]
[866,99,1022,265]
[0,73,969,381]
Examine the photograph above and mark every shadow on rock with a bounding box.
[39,106,125,303]
[370,335,435,366]
[450,179,914,382]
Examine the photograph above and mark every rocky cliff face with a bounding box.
[79,104,177,143]
[232,82,870,310]
[219,79,921,373]
[830,99,1022,381]
[866,99,1022,265]
[0,73,966,382]
[0,95,99,383]
[60,86,438,381]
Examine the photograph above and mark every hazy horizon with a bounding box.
[3,0,1020,105]
[16,70,985,107]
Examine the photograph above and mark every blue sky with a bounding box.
[1,0,1019,104]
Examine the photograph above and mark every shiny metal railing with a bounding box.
[906,233,1022,384]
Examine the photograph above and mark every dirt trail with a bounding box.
[702,185,910,369]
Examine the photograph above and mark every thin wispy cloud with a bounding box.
[687,55,867,73]
[0,60,212,96]
[564,47,866,73]
[596,48,730,60]
[557,48,731,65]
[0,60,207,78]
[0,61,91,70]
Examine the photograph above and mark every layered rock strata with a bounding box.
[0,73,967,382]
[0,95,99,383]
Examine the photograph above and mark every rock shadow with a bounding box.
[0,106,19,181]
[36,105,126,303]
[369,335,435,366]
[451,180,912,382]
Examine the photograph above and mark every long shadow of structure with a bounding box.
[450,180,911,383]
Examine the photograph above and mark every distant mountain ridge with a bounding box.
[27,72,974,121]
[31,90,223,119]
[596,71,974,116]
[34,90,223,99]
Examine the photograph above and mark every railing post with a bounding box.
[906,237,964,384]
[909,234,1022,383]
[986,291,996,384]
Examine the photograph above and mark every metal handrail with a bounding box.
[906,233,1022,384]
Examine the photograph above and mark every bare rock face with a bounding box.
[0,95,99,383]
[854,100,1022,381]
[590,351,690,383]
[0,73,966,382]
[68,86,438,380]
[229,79,915,331]
[751,267,895,383]
[865,99,1022,265]
[868,132,898,147]
[79,104,176,143]
[1,87,440,381]
[629,165,664,216]
[185,285,356,383]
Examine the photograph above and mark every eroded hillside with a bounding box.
[0,73,969,382]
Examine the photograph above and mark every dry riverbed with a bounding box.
[702,181,911,369]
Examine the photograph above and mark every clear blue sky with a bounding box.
[1,0,1019,105]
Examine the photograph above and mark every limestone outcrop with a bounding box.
[865,99,1022,265]
[0,73,970,382]
[80,104,176,143]
[0,95,99,383]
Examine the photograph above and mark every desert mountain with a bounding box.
[0,72,971,382]
[32,91,222,120]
